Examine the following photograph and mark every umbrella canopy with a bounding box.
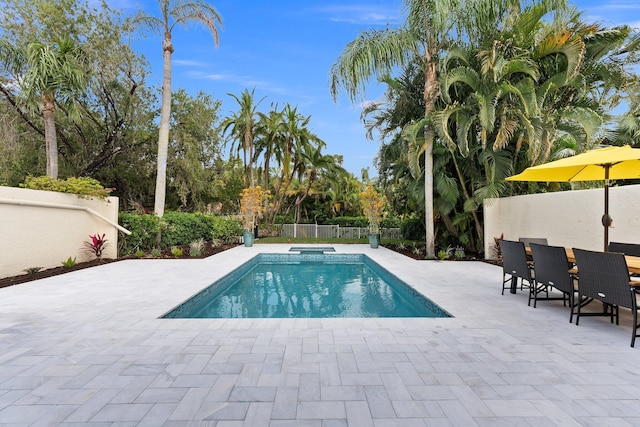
[506,145,640,251]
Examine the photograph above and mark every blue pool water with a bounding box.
[162,254,451,319]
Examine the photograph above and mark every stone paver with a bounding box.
[1,244,640,425]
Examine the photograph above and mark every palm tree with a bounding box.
[0,37,86,178]
[222,88,265,186]
[254,105,285,189]
[330,0,461,256]
[135,0,222,218]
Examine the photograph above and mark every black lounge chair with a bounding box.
[499,239,533,295]
[573,248,640,347]
[529,243,577,321]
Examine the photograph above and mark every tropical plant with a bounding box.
[223,88,264,186]
[331,0,462,256]
[0,36,87,178]
[360,184,385,235]
[23,266,43,275]
[134,0,223,218]
[84,233,109,259]
[61,256,77,268]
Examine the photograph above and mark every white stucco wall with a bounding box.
[483,184,640,259]
[0,186,120,278]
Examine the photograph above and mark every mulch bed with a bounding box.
[1,242,493,289]
[0,243,238,289]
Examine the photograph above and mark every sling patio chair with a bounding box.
[529,243,578,321]
[573,248,640,347]
[609,242,640,257]
[499,239,534,295]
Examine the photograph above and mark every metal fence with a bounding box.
[280,224,402,240]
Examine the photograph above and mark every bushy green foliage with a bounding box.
[118,213,161,255]
[324,216,369,227]
[211,216,243,243]
[20,176,112,199]
[160,212,213,247]
[381,217,402,228]
[170,246,183,257]
[118,211,241,255]
[402,217,426,241]
[323,216,401,228]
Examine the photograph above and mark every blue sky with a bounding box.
[123,0,639,177]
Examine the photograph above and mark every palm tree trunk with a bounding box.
[42,94,58,178]
[423,58,438,257]
[154,33,173,218]
[450,153,484,250]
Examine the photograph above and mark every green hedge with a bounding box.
[118,212,242,255]
[21,176,112,199]
[324,216,401,228]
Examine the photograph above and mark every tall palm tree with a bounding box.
[254,105,285,189]
[222,88,264,186]
[135,0,222,217]
[0,37,86,178]
[330,0,461,256]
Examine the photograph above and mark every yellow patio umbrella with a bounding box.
[506,145,640,251]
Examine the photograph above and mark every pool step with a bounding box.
[288,246,336,254]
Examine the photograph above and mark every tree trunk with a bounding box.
[423,58,438,257]
[42,94,58,178]
[154,32,173,218]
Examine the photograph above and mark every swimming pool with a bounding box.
[163,253,450,319]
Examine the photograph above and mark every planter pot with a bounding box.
[368,233,380,249]
[243,231,254,247]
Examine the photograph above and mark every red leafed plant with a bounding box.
[84,233,109,259]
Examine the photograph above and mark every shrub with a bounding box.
[325,216,369,227]
[160,212,213,247]
[118,213,161,255]
[402,217,425,241]
[119,212,242,255]
[21,176,112,199]
[150,248,162,257]
[170,246,183,257]
[211,216,243,243]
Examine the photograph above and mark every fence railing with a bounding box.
[280,224,402,240]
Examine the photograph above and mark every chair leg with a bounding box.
[632,304,638,348]
[568,292,575,323]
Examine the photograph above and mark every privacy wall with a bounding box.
[0,186,121,278]
[483,184,640,259]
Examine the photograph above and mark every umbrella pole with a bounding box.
[603,165,611,252]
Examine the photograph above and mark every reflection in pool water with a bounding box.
[162,254,450,319]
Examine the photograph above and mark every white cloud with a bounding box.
[313,5,400,26]
[174,59,205,67]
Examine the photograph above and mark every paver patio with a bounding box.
[1,244,639,426]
